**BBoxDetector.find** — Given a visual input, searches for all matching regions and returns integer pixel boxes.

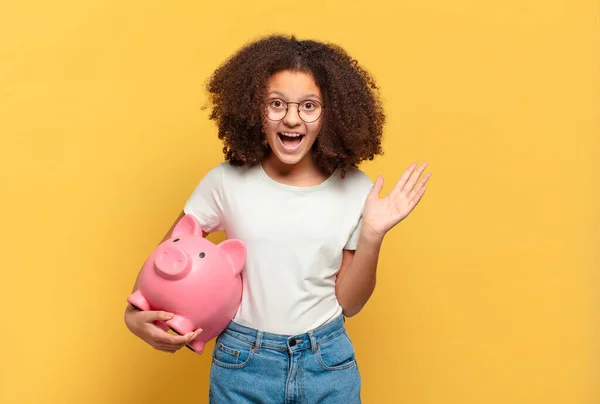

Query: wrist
[359,223,385,245]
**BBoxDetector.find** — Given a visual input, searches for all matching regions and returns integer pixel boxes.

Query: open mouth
[277,132,305,151]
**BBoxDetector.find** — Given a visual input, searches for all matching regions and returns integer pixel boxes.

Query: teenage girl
[124,34,431,403]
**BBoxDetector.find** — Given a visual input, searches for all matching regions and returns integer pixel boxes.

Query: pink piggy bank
[127,214,245,354]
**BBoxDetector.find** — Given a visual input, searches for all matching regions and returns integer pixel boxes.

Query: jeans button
[289,339,297,347]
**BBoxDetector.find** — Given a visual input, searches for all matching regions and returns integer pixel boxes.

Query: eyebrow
[268,90,322,101]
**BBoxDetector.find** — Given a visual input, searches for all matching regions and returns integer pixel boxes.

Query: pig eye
[199,252,205,258]
[173,238,180,242]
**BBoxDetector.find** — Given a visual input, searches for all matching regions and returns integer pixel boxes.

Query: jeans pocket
[316,330,357,371]
[212,333,255,369]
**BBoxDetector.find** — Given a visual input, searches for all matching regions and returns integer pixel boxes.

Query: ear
[218,239,246,275]
[171,214,203,238]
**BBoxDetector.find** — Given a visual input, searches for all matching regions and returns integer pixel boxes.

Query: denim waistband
[222,314,346,354]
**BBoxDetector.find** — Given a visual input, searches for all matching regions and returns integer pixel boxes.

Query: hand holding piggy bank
[127,214,245,354]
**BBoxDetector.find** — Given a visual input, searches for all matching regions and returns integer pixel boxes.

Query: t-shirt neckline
[258,163,339,192]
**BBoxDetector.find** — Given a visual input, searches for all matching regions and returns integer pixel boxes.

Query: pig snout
[154,247,192,280]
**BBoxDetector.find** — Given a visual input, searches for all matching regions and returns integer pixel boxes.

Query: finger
[176,329,203,347]
[189,328,203,341]
[156,328,202,352]
[155,343,179,353]
[390,162,417,197]
[401,162,428,194]
[151,328,190,345]
[165,333,191,345]
[368,176,384,200]
[145,310,174,322]
[163,339,188,350]
[409,172,432,198]
[409,185,428,208]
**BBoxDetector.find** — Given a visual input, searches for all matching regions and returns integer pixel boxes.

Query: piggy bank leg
[165,316,205,353]
[165,315,195,336]
[127,291,169,331]
[187,338,206,354]
[154,320,171,332]
[127,290,150,311]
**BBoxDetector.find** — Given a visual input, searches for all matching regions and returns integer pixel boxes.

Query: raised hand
[362,162,431,239]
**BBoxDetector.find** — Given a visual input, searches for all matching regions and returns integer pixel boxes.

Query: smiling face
[262,70,324,168]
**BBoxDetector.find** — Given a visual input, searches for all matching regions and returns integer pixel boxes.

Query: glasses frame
[264,98,326,123]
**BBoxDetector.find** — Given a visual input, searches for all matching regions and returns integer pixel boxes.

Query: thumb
[188,328,204,341]
[368,175,384,200]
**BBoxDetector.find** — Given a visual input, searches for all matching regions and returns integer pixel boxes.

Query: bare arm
[336,162,431,317]
[334,228,383,317]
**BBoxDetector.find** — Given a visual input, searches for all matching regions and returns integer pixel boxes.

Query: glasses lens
[266,99,287,121]
[299,100,322,123]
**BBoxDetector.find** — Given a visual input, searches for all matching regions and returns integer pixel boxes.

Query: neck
[262,152,328,186]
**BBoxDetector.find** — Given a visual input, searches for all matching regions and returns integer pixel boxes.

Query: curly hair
[204,34,385,177]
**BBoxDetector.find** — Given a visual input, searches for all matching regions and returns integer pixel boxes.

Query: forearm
[335,228,384,317]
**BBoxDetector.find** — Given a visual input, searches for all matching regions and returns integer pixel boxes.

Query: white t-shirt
[183,161,374,335]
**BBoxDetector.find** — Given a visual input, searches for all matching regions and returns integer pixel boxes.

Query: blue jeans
[208,314,362,403]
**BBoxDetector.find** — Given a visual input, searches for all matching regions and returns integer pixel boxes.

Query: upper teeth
[280,132,303,138]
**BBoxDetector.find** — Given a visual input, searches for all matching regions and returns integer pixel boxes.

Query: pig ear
[218,239,246,275]
[171,214,203,238]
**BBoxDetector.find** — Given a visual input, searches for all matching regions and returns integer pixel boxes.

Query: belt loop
[309,331,317,354]
[254,331,263,353]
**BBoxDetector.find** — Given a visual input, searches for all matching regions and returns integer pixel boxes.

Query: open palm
[362,162,431,239]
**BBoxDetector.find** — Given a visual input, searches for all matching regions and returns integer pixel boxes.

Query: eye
[173,238,180,242]
[301,101,318,111]
[199,252,205,258]
[269,99,285,109]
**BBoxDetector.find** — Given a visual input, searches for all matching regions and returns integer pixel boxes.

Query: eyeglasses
[264,98,325,123]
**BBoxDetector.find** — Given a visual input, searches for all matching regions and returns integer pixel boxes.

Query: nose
[154,247,191,280]
[282,105,302,127]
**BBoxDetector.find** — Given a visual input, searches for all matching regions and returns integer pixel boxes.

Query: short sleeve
[183,163,226,233]
[342,169,374,250]
[344,217,363,250]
